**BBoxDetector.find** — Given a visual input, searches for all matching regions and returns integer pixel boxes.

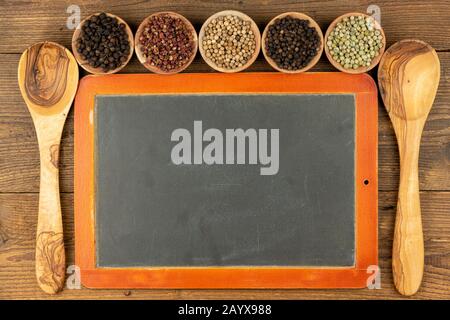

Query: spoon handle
[392,119,425,296]
[35,132,66,294]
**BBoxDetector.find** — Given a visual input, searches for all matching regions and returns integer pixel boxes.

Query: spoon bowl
[378,39,440,296]
[18,41,79,294]
[379,40,439,120]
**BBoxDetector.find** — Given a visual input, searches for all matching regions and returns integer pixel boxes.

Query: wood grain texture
[379,40,441,295]
[2,52,448,193]
[0,192,448,299]
[0,0,449,299]
[18,42,79,294]
[0,0,449,53]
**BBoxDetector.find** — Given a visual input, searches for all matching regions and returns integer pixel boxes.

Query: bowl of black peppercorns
[262,12,324,73]
[72,12,134,74]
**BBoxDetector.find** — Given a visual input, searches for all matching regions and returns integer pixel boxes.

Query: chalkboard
[74,73,378,289]
[95,94,356,267]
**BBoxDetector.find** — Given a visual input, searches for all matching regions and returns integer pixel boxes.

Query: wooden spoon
[378,40,440,296]
[18,42,79,294]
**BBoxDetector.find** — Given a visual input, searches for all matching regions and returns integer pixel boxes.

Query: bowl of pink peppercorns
[135,12,198,74]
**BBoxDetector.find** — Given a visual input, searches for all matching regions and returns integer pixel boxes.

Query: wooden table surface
[0,0,449,300]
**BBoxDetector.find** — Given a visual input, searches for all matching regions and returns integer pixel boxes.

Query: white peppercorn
[202,15,256,70]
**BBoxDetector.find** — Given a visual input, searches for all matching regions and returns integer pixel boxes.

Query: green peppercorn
[327,15,383,70]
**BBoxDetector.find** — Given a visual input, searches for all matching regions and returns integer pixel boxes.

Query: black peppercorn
[265,16,321,71]
[75,13,130,72]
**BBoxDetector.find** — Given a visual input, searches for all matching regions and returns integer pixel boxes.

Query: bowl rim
[198,10,261,73]
[324,12,386,74]
[71,12,134,75]
[134,11,198,74]
[261,12,324,73]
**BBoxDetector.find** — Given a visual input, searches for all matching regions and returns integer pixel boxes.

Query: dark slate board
[94,94,356,267]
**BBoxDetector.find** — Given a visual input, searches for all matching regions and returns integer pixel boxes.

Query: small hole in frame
[363,179,369,185]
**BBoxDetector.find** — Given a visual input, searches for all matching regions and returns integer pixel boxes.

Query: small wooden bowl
[71,12,134,74]
[261,12,324,73]
[135,12,198,74]
[199,10,261,73]
[324,12,386,74]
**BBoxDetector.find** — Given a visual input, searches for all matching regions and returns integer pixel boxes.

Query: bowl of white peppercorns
[324,12,386,74]
[199,10,261,73]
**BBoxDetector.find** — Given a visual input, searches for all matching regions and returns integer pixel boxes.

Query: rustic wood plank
[0,0,449,300]
[0,0,449,53]
[1,52,448,192]
[0,191,448,299]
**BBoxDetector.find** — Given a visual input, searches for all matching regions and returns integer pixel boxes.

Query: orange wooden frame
[74,73,378,289]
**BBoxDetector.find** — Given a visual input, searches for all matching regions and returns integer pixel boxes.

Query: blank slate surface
[95,94,356,268]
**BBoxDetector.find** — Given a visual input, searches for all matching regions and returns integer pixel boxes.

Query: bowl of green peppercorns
[324,12,386,74]
[72,12,134,74]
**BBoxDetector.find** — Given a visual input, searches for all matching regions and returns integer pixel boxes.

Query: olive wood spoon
[18,42,79,294]
[378,40,440,296]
